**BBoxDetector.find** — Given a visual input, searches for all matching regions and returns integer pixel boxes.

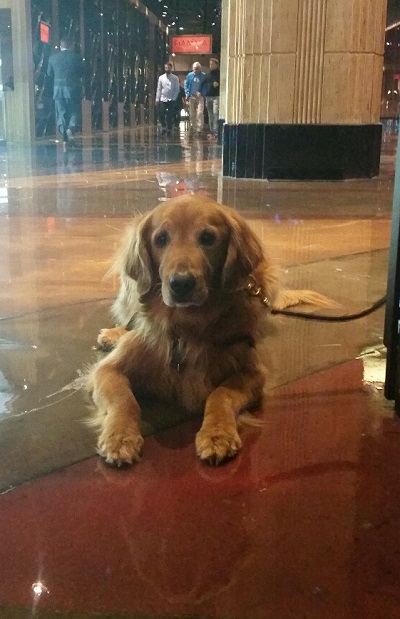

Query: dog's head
[120,196,265,307]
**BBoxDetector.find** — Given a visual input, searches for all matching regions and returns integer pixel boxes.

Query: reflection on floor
[0,126,398,619]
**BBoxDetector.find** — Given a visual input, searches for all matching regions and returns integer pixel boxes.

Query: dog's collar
[170,333,255,372]
[215,334,255,349]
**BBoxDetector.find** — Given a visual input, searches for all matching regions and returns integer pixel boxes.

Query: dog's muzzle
[169,272,197,304]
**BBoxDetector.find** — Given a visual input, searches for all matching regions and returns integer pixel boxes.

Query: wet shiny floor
[0,126,399,619]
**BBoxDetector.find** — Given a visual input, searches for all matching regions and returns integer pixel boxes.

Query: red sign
[171,35,212,54]
[40,22,50,44]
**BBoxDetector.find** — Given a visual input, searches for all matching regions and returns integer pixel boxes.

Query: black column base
[222,123,382,180]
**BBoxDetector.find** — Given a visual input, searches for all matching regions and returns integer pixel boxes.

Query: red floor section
[0,360,399,619]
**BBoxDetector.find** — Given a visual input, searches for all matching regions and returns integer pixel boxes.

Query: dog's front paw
[97,326,127,351]
[195,424,241,465]
[97,420,144,467]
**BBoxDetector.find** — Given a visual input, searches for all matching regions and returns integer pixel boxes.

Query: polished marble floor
[0,125,399,619]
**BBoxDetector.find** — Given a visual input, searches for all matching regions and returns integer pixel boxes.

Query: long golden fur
[87,195,332,466]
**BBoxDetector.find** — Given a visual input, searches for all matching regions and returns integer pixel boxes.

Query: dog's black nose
[169,273,196,300]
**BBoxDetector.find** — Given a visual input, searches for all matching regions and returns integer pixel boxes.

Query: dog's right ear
[116,213,153,296]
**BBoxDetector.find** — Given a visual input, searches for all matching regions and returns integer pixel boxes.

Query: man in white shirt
[156,63,180,136]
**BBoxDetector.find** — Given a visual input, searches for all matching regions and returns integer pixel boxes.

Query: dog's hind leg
[97,325,128,351]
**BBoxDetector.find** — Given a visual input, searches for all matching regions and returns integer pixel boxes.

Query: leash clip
[246,275,272,310]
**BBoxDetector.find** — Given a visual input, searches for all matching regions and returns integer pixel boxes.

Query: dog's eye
[154,231,169,248]
[198,230,216,247]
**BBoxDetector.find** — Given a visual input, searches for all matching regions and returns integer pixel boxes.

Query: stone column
[221,0,387,180]
[0,0,35,143]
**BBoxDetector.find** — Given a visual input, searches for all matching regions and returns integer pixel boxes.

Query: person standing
[156,62,180,136]
[174,81,186,129]
[47,38,83,151]
[204,58,220,140]
[184,62,207,136]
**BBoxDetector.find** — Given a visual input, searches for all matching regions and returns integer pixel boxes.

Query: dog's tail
[273,289,340,312]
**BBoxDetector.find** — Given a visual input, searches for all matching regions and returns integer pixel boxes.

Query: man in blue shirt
[184,62,207,136]
[156,62,180,136]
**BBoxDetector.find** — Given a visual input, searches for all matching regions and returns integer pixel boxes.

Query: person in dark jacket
[204,58,220,140]
[174,83,186,128]
[47,38,83,149]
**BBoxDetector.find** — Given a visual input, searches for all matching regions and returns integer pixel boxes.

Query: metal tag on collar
[170,336,186,371]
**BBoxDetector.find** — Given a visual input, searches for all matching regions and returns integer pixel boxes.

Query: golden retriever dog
[87,195,332,466]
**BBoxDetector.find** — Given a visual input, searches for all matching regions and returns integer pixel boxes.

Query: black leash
[246,275,387,323]
[271,295,387,322]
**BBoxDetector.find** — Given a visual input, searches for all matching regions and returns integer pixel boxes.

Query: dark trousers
[158,101,176,131]
[54,93,81,140]
[174,104,183,127]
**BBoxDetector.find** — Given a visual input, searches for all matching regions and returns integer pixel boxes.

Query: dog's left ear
[221,209,265,291]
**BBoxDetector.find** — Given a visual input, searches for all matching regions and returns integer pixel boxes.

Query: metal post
[384,131,400,414]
